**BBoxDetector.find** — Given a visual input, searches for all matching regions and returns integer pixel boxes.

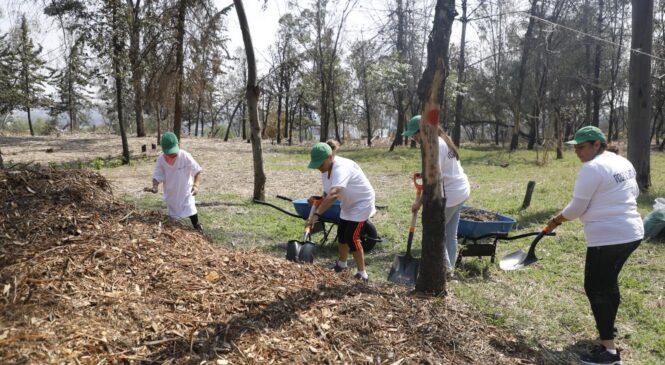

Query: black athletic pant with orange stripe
[337,219,365,252]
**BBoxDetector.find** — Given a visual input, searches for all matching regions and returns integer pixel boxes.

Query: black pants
[584,240,640,340]
[189,214,199,227]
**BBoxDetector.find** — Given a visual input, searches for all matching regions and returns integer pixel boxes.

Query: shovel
[499,226,552,271]
[286,202,318,263]
[387,173,423,286]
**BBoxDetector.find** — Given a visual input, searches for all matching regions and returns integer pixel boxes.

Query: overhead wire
[467,7,665,63]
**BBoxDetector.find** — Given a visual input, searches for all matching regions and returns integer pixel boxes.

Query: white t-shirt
[438,137,470,207]
[321,156,376,222]
[152,150,203,219]
[571,152,643,247]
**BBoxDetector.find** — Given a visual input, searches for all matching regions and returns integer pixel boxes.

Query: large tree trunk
[627,0,653,192]
[173,0,187,140]
[112,0,130,164]
[414,0,456,296]
[234,0,266,201]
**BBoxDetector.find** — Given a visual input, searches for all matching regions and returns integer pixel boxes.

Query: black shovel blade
[298,241,316,263]
[387,254,420,286]
[499,249,538,270]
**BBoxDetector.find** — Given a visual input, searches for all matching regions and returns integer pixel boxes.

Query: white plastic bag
[645,198,665,240]
[655,197,665,210]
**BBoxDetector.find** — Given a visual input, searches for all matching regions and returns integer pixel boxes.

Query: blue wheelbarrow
[455,207,554,266]
[253,195,382,263]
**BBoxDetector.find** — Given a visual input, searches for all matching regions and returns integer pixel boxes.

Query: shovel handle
[406,174,423,255]
[526,226,550,256]
[304,204,318,240]
[413,173,423,194]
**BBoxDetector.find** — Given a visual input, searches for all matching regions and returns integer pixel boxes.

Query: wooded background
[1,0,662,174]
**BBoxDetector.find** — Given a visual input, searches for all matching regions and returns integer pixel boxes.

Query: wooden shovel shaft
[406,174,423,255]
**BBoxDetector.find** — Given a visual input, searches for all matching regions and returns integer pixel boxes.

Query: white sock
[606,348,617,355]
[357,270,368,279]
[337,260,347,268]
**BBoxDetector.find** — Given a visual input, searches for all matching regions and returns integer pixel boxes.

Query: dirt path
[1,133,408,203]
[1,134,322,198]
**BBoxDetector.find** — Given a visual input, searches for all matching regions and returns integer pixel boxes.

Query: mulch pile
[460,207,499,222]
[1,168,538,364]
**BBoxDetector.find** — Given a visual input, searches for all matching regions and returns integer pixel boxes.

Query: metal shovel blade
[499,230,546,271]
[499,249,537,270]
[387,254,420,286]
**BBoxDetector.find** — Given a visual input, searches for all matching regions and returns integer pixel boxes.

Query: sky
[0,0,474,71]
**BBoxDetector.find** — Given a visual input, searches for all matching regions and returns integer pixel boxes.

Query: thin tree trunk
[234,0,266,200]
[592,0,604,127]
[173,0,187,140]
[224,100,242,142]
[390,0,406,151]
[452,0,467,147]
[112,0,130,164]
[128,0,145,137]
[510,0,538,150]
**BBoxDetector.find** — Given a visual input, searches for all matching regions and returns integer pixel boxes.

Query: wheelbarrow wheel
[361,221,381,253]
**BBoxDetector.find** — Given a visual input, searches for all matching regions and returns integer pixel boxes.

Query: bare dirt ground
[1,133,322,199]
[1,133,409,205]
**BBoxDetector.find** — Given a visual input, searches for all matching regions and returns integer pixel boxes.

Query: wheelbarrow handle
[253,199,303,219]
[276,195,293,202]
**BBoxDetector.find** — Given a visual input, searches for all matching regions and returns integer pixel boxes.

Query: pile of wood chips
[1,168,538,364]
[460,208,499,222]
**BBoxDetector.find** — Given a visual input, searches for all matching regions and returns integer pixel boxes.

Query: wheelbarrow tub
[458,207,516,239]
[292,198,342,221]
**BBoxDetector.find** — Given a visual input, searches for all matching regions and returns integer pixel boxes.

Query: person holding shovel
[545,126,642,365]
[149,132,204,232]
[403,115,470,274]
[306,141,376,282]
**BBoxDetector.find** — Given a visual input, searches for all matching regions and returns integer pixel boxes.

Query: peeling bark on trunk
[414,0,456,296]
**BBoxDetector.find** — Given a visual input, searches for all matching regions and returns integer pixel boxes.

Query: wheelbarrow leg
[491,236,499,263]
[319,221,337,245]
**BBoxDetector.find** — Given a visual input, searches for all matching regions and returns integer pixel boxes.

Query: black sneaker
[353,273,368,283]
[579,346,621,365]
[330,261,347,273]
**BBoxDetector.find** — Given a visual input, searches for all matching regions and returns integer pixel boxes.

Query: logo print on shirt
[613,169,636,183]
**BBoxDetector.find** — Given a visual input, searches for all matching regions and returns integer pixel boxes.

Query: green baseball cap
[161,132,180,154]
[308,142,332,169]
[565,126,607,145]
[402,115,421,137]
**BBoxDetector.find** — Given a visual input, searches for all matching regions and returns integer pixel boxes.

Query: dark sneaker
[330,261,348,273]
[579,346,621,365]
[353,273,368,283]
[194,224,204,233]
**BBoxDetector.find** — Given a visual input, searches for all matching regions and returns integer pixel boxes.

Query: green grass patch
[115,143,665,364]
